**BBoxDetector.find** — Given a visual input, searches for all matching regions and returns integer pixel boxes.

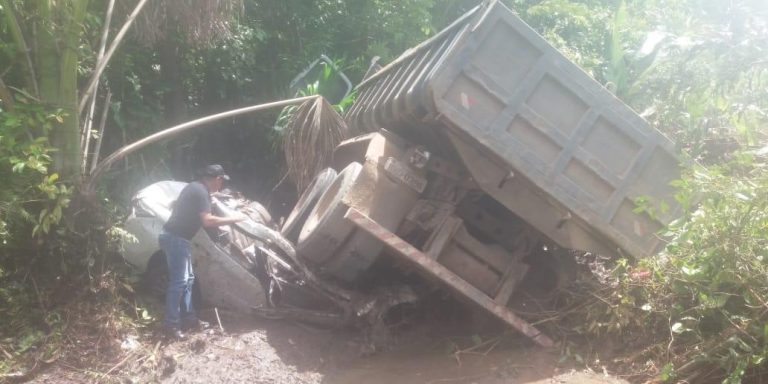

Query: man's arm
[200,211,245,228]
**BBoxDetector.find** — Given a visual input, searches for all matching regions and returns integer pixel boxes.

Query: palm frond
[282,97,354,193]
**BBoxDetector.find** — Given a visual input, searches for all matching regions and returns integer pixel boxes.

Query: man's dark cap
[199,164,230,181]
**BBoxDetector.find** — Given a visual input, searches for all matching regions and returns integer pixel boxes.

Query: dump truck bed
[345,1,681,259]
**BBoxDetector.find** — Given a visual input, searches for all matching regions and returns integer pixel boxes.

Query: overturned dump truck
[281,0,682,347]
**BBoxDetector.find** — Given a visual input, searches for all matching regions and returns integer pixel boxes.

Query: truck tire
[515,247,578,308]
[281,168,337,242]
[297,162,363,266]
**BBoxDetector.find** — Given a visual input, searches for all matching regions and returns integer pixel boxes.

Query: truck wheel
[297,162,363,266]
[517,247,578,305]
[549,248,579,292]
[281,168,337,242]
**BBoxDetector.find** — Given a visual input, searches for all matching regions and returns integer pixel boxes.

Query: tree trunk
[0,0,39,97]
[33,0,90,181]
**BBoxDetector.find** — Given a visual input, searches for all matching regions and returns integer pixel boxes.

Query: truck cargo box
[345,0,682,259]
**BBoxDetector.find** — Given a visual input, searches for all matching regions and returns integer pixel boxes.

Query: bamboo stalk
[89,90,112,174]
[30,0,89,179]
[85,95,318,192]
[78,0,150,115]
[0,0,39,97]
[80,0,116,165]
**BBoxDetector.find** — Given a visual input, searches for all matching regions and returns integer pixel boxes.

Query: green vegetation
[1,0,767,382]
[564,155,768,382]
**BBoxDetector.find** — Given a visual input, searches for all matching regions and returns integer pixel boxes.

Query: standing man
[159,164,244,340]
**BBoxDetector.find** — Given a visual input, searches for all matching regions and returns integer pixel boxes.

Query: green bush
[0,95,70,247]
[578,151,768,383]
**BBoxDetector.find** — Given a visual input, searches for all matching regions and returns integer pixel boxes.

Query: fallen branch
[215,307,225,333]
[453,334,504,360]
[145,340,162,368]
[86,95,318,192]
[0,345,12,360]
[748,286,768,315]
[99,351,136,379]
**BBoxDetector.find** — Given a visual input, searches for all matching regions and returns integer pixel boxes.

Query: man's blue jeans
[158,232,196,329]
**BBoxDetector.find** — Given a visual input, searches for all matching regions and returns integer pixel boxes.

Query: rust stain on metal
[344,208,555,348]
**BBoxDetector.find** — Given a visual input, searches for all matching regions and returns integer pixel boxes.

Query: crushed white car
[122,181,275,311]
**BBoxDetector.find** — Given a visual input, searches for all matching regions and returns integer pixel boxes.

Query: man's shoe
[164,327,187,341]
[182,319,211,332]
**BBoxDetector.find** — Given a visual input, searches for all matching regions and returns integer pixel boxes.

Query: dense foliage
[0,99,68,243]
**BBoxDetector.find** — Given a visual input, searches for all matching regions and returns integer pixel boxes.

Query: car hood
[132,181,187,222]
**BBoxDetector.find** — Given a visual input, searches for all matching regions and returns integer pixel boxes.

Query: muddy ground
[27,304,628,384]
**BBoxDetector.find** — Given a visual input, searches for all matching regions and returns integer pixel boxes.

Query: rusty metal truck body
[288,1,681,345]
